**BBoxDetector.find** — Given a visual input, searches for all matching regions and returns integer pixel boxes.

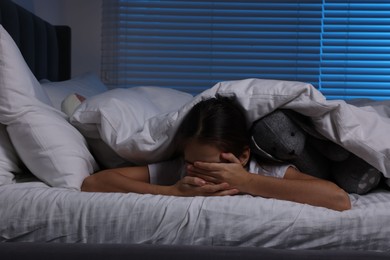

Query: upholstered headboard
[0,0,71,81]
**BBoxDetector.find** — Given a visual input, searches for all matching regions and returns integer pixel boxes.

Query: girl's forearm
[241,174,351,211]
[81,168,173,195]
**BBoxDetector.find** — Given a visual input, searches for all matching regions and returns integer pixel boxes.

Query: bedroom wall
[12,0,102,79]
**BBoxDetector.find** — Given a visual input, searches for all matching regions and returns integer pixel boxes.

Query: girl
[82,97,351,211]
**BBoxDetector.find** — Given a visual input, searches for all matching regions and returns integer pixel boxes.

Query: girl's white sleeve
[249,159,295,179]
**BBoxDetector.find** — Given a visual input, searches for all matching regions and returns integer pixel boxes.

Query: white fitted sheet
[1,182,389,251]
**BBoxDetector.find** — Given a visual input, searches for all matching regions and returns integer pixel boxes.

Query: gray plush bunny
[250,109,382,194]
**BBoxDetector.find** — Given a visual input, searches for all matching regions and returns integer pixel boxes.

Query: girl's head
[176,97,250,164]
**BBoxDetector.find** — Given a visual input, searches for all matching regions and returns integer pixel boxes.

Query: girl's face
[184,139,224,166]
[183,139,251,170]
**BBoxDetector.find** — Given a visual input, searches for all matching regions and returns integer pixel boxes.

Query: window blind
[320,1,390,99]
[102,0,322,94]
[102,0,390,100]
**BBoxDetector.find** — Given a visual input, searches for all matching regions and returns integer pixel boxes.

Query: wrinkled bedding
[0,181,389,251]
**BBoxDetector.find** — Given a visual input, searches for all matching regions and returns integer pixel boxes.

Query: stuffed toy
[250,109,382,194]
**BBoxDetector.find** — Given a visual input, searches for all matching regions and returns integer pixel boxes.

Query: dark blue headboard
[0,0,71,81]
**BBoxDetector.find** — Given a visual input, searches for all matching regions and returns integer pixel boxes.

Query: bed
[1,0,390,259]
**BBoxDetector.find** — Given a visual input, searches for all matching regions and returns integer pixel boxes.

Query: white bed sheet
[1,182,389,251]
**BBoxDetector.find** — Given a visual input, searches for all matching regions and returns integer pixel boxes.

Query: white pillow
[0,25,99,189]
[0,124,23,186]
[70,87,193,168]
[41,72,108,111]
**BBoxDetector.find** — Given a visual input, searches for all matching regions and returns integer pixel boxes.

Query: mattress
[1,181,389,251]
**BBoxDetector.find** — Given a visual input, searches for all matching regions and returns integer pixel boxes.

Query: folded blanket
[70,79,390,178]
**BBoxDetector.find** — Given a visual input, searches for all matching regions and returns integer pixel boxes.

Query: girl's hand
[169,175,239,197]
[187,153,252,192]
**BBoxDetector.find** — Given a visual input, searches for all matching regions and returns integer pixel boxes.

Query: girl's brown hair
[176,96,249,157]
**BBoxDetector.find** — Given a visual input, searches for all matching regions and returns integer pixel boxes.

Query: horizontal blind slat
[102,0,322,95]
[320,0,390,99]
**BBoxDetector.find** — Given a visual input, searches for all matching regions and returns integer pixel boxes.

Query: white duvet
[71,78,390,178]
